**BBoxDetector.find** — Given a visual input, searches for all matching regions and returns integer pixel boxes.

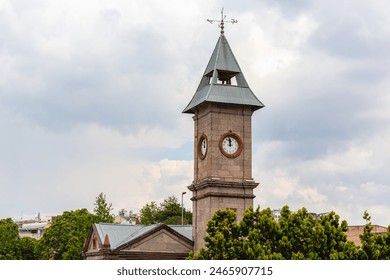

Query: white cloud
[300,145,374,175]
[296,187,328,209]
[1,1,390,227]
[233,9,318,80]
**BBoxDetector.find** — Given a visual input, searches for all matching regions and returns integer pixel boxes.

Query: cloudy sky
[1,0,389,226]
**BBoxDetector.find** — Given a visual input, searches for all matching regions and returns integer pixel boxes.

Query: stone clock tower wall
[194,103,254,182]
[190,103,258,251]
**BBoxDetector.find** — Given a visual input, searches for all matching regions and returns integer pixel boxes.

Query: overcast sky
[1,0,389,226]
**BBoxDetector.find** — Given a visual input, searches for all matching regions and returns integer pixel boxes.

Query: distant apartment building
[15,214,57,240]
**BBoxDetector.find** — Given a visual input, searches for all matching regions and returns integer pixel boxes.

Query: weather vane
[207,8,238,35]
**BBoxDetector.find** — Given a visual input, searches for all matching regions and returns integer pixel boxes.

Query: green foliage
[155,196,182,223]
[19,237,38,260]
[239,207,283,260]
[277,207,358,260]
[0,218,39,260]
[140,201,159,224]
[140,196,192,225]
[0,218,20,260]
[193,210,240,259]
[189,206,359,260]
[358,211,390,260]
[93,192,114,223]
[35,209,101,260]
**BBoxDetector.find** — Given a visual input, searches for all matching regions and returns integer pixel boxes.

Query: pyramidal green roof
[183,34,264,114]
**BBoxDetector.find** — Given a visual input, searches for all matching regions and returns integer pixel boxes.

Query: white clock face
[222,136,239,155]
[201,138,207,156]
[198,135,208,160]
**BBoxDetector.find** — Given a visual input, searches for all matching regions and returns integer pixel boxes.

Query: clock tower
[183,14,264,252]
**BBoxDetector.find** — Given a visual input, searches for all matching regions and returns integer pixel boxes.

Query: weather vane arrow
[207,8,238,35]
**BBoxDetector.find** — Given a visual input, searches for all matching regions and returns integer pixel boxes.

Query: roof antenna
[207,8,238,35]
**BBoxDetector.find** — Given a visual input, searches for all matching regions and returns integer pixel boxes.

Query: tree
[35,209,101,260]
[277,206,358,260]
[189,209,241,259]
[93,192,114,223]
[358,211,390,260]
[0,218,20,260]
[19,237,38,260]
[140,201,159,224]
[139,196,192,225]
[189,206,358,260]
[0,218,39,260]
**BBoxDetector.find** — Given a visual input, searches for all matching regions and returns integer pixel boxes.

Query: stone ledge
[188,179,259,201]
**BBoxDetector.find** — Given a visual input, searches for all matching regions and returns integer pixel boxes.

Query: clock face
[198,134,208,160]
[222,136,239,154]
[201,138,207,156]
[219,132,242,158]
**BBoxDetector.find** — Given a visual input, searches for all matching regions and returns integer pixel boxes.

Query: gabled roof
[93,223,193,250]
[183,34,264,113]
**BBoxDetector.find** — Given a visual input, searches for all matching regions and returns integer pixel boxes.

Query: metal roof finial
[207,8,237,35]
